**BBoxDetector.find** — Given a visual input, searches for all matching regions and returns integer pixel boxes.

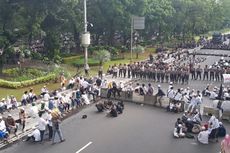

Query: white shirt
[22,94,28,100]
[167,89,175,99]
[81,81,89,89]
[38,117,47,131]
[221,101,230,111]
[198,130,209,144]
[28,129,41,142]
[174,92,182,101]
[29,106,39,118]
[0,120,6,132]
[43,93,50,101]
[208,116,220,129]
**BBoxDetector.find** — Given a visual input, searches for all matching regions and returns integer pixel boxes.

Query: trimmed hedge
[0,73,57,89]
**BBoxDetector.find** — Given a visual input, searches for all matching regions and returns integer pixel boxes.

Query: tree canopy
[0,0,229,67]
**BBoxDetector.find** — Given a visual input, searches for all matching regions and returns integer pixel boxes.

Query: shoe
[60,139,66,143]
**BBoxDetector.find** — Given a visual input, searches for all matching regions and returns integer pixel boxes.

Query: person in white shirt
[174,89,182,102]
[21,91,28,106]
[192,110,202,124]
[187,95,198,113]
[38,113,48,142]
[0,116,8,141]
[0,116,6,132]
[208,114,220,142]
[26,127,41,142]
[210,90,218,100]
[168,82,173,91]
[198,127,210,144]
[43,92,50,102]
[29,103,38,118]
[41,86,48,96]
[42,110,53,140]
[221,101,230,112]
[167,86,175,104]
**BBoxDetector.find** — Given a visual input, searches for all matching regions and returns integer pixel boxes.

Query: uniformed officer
[209,66,215,81]
[203,65,209,80]
[215,67,220,81]
[190,66,196,80]
[196,65,202,80]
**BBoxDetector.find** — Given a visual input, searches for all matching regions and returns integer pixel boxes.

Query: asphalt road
[2,102,230,153]
[2,49,230,153]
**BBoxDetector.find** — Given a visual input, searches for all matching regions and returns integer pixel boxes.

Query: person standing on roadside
[51,111,65,145]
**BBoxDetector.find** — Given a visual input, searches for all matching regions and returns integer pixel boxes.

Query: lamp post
[81,0,90,76]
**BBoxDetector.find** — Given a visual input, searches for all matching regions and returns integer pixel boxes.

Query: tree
[133,45,145,59]
[93,49,111,65]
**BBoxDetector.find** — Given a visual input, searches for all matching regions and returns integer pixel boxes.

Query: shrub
[0,73,56,89]
[72,58,100,67]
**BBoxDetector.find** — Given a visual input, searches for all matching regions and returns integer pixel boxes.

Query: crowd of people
[95,100,124,117]
[173,111,226,145]
[0,75,104,144]
[105,54,230,87]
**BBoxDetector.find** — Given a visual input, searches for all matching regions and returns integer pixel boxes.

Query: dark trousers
[203,72,208,80]
[191,72,195,79]
[196,72,201,80]
[48,125,53,140]
[210,73,214,81]
[40,130,45,142]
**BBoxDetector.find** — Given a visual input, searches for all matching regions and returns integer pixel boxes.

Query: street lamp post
[81,0,90,76]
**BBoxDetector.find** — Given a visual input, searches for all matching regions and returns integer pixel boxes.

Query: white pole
[83,0,89,74]
[131,16,133,62]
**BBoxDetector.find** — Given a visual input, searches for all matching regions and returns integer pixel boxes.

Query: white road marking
[76,142,93,153]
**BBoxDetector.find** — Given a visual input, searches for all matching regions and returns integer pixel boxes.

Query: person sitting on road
[208,114,220,142]
[218,122,226,137]
[182,111,189,123]
[110,105,118,117]
[197,126,210,144]
[175,118,183,128]
[192,109,202,125]
[95,102,105,112]
[173,124,185,138]
[117,101,124,110]
[116,102,124,114]
[185,118,194,133]
[25,127,41,142]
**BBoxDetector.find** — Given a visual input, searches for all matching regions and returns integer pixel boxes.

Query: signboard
[133,16,145,30]
[223,74,230,83]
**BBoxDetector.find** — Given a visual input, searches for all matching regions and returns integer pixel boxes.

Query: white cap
[8,114,12,117]
[170,82,173,85]
[158,85,161,88]
[0,116,2,119]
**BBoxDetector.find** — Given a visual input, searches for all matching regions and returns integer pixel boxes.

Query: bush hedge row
[0,73,57,89]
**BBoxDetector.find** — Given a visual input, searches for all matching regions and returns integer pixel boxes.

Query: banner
[223,74,230,83]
